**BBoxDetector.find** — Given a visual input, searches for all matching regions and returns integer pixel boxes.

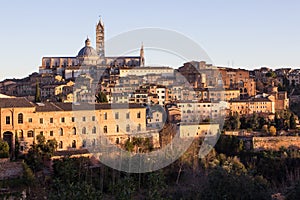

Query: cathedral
[39,17,145,80]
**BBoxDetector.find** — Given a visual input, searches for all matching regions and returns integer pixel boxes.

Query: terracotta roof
[0,97,34,108]
[53,149,90,157]
[36,102,145,112]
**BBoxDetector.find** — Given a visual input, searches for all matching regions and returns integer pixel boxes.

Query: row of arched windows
[58,139,97,149]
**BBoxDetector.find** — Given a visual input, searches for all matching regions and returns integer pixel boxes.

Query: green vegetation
[35,79,41,102]
[225,110,298,134]
[95,91,108,103]
[25,134,57,172]
[1,130,299,199]
[0,139,9,158]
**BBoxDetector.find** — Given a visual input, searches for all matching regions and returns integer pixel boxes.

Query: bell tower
[96,16,105,58]
[140,42,145,67]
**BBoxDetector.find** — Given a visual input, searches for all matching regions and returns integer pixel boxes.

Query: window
[72,140,76,148]
[59,141,63,149]
[126,112,130,119]
[61,117,65,123]
[72,127,76,135]
[40,131,43,136]
[59,128,63,136]
[126,125,130,132]
[104,112,107,120]
[116,125,119,133]
[137,124,141,131]
[50,118,53,123]
[18,113,23,124]
[28,118,32,123]
[115,112,119,119]
[137,112,141,119]
[82,127,86,134]
[71,117,75,122]
[104,126,108,133]
[116,138,120,144]
[5,116,10,124]
[27,131,34,138]
[82,116,86,122]
[92,116,96,121]
[50,131,54,137]
[82,140,86,148]
[40,118,43,124]
[92,126,96,134]
[92,139,96,147]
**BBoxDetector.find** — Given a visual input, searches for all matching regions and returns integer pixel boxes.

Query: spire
[97,15,104,27]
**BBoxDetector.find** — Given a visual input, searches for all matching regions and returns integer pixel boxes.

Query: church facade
[39,18,145,80]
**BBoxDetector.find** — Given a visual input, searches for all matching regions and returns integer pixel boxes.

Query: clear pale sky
[0,0,300,81]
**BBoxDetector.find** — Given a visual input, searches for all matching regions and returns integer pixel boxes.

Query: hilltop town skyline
[1,1,300,80]
[1,2,300,199]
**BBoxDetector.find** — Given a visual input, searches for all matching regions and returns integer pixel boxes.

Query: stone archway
[3,131,13,153]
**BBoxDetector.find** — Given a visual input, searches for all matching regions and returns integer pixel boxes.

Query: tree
[199,168,270,200]
[269,126,277,136]
[147,171,167,200]
[290,113,297,129]
[95,91,108,103]
[113,175,136,200]
[25,134,57,171]
[35,79,41,102]
[224,112,240,131]
[262,124,269,134]
[0,139,9,158]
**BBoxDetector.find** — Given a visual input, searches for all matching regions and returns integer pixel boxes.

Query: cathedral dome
[77,38,98,57]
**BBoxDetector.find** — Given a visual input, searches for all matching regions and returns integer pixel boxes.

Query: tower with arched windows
[96,17,105,58]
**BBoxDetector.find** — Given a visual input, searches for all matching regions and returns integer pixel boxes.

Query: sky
[0,0,300,81]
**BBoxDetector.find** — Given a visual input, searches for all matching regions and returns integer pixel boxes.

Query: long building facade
[0,98,148,155]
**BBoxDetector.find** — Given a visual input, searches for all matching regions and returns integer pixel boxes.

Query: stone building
[39,17,145,80]
[228,94,275,115]
[0,97,150,155]
[179,123,220,138]
[219,67,256,98]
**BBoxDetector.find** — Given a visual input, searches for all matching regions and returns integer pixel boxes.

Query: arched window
[59,141,63,149]
[116,138,120,144]
[72,140,76,148]
[82,127,86,134]
[126,125,130,132]
[59,128,63,136]
[103,126,108,133]
[116,125,119,133]
[18,113,23,124]
[92,139,96,147]
[92,126,96,134]
[72,127,76,135]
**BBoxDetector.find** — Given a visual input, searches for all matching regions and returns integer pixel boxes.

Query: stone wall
[0,160,23,180]
[253,136,300,151]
